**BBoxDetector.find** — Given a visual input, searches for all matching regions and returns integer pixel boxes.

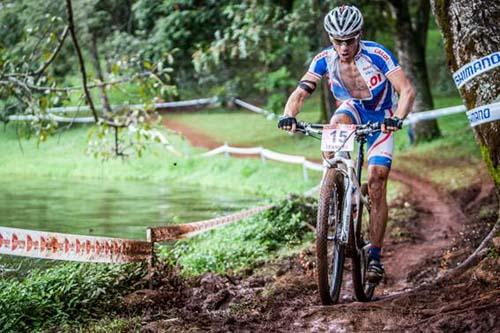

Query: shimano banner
[453,52,500,88]
[466,102,500,127]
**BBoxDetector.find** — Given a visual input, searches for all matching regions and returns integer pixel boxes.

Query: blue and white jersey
[308,41,401,112]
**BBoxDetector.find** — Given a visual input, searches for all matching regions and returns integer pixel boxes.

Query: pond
[0,176,263,275]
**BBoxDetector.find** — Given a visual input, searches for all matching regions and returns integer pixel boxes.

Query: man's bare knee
[368,166,389,201]
[330,113,353,125]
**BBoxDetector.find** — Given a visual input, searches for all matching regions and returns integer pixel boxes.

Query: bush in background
[0,263,146,332]
[160,195,317,276]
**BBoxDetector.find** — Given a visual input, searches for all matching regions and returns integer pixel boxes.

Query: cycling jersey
[308,41,401,168]
[308,40,401,112]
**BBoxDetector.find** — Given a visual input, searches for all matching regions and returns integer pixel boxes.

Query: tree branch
[0,71,155,93]
[436,213,500,283]
[34,25,69,80]
[65,0,99,123]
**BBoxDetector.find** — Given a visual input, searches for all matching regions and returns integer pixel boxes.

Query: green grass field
[0,124,321,199]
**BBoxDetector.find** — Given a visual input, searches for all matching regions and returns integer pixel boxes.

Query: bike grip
[296,121,307,130]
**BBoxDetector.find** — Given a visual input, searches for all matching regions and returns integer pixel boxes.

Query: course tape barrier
[0,227,150,263]
[404,105,466,125]
[7,97,220,123]
[8,114,95,123]
[466,101,500,127]
[149,204,275,242]
[203,144,323,172]
[233,99,276,119]
[46,96,219,114]
[453,52,500,88]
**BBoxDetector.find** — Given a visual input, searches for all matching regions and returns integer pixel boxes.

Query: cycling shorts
[334,100,394,168]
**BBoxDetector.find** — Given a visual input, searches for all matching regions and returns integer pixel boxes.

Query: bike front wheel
[351,183,375,302]
[316,168,345,305]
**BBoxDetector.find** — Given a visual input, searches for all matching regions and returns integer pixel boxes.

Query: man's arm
[281,72,321,132]
[387,68,415,120]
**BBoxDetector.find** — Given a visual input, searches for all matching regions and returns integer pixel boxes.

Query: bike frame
[323,135,370,248]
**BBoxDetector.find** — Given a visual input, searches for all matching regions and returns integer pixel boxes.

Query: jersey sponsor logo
[368,73,384,88]
[453,52,500,88]
[374,48,389,61]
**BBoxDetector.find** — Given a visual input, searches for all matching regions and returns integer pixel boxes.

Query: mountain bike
[296,121,381,305]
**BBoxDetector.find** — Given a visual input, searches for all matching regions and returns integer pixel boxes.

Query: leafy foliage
[159,195,317,276]
[0,263,145,332]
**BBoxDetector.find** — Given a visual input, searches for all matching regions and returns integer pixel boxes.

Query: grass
[166,95,465,158]
[159,195,316,276]
[0,263,145,332]
[0,124,321,199]
[164,95,323,159]
[166,93,482,193]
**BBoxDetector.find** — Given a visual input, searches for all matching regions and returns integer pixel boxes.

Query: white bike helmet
[324,5,364,38]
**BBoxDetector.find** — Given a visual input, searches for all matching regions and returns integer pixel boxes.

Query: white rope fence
[404,105,466,125]
[47,96,219,114]
[6,97,220,123]
[233,97,468,126]
[203,143,323,181]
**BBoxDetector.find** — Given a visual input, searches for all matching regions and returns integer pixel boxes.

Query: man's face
[330,33,360,62]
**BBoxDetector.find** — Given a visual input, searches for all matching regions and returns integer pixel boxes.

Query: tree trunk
[390,0,441,143]
[316,0,336,122]
[89,33,112,116]
[431,0,500,190]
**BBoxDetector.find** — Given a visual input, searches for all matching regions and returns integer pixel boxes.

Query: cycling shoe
[366,258,384,283]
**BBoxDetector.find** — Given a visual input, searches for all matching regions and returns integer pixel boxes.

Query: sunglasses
[330,34,360,46]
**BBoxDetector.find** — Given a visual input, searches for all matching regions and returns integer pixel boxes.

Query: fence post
[146,228,155,289]
[303,164,309,182]
[224,142,229,158]
[260,148,266,164]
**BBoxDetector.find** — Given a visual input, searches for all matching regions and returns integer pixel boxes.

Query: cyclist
[278,5,415,283]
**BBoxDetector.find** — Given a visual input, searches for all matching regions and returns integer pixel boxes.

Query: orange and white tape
[0,227,150,263]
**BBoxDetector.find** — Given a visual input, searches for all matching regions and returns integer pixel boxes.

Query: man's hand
[278,115,297,132]
[381,116,403,133]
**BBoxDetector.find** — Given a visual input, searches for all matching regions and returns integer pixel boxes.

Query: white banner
[466,102,500,127]
[453,52,500,88]
[0,227,150,263]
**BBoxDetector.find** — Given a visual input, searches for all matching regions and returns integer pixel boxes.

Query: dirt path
[149,119,499,332]
[163,118,221,149]
[384,169,466,291]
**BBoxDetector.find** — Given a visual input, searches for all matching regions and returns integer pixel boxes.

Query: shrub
[0,263,145,332]
[159,195,316,276]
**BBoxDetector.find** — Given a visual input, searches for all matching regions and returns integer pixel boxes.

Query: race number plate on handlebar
[321,124,356,152]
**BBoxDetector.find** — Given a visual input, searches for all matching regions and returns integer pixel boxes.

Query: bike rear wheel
[316,168,345,305]
[352,183,375,302]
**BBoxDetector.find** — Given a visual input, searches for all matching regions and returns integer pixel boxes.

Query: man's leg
[366,164,390,282]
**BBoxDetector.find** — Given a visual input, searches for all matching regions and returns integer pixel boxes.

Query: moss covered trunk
[431,0,500,192]
[390,0,441,143]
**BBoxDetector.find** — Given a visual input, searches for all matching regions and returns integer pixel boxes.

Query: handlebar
[296,121,381,138]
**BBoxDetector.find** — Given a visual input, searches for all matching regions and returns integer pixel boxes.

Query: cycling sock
[368,246,381,261]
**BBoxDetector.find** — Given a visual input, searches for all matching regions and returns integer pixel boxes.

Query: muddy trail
[126,120,500,332]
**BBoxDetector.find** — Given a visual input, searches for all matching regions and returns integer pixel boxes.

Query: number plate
[321,124,356,152]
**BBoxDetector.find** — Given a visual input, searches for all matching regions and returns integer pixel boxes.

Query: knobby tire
[316,168,345,305]
[351,183,375,301]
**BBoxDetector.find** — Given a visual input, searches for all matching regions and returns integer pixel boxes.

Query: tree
[389,0,441,143]
[431,0,499,190]
[0,0,175,159]
[430,0,499,274]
